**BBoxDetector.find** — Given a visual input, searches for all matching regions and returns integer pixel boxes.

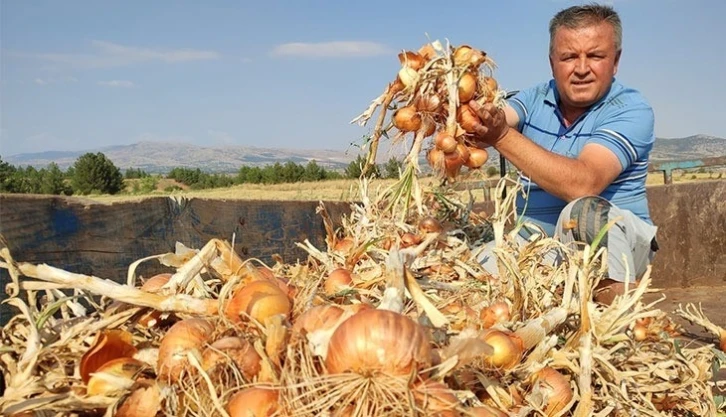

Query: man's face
[549,22,621,111]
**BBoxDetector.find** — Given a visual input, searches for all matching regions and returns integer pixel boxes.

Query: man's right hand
[468,101,511,147]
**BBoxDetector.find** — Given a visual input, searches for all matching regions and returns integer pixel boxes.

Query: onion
[393,105,422,132]
[720,331,726,352]
[414,93,442,113]
[80,329,137,384]
[291,304,345,337]
[334,237,355,253]
[136,273,173,328]
[115,379,161,417]
[427,148,445,171]
[457,104,480,134]
[434,132,458,154]
[479,301,510,329]
[324,268,354,296]
[452,45,487,68]
[224,279,291,324]
[400,232,422,248]
[482,76,499,102]
[86,357,147,396]
[398,66,419,89]
[458,72,478,103]
[467,405,508,417]
[398,50,426,71]
[418,216,443,234]
[157,318,214,383]
[465,147,489,169]
[478,329,523,370]
[413,380,461,417]
[632,323,648,341]
[455,143,470,163]
[531,367,573,416]
[325,309,431,376]
[226,387,280,417]
[201,336,261,381]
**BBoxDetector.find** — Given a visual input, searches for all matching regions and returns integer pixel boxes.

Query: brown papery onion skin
[115,379,161,417]
[435,131,458,154]
[157,318,215,383]
[458,72,478,103]
[398,50,426,71]
[393,105,422,133]
[413,380,461,417]
[400,232,422,248]
[226,387,280,417]
[201,336,261,381]
[720,331,726,352]
[478,329,523,370]
[418,216,443,234]
[224,279,291,324]
[532,367,573,416]
[86,357,146,396]
[467,405,509,417]
[325,309,431,376]
[457,104,480,134]
[427,148,445,171]
[291,305,345,337]
[479,301,511,329]
[324,268,354,296]
[465,147,489,169]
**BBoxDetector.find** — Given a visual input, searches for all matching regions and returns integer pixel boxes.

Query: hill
[5,134,725,173]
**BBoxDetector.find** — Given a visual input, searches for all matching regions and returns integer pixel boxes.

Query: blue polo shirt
[507,79,655,237]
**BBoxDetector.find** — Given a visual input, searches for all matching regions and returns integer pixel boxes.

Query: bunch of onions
[226,387,280,417]
[324,309,432,376]
[530,367,573,416]
[393,105,422,133]
[479,301,511,329]
[452,45,488,69]
[458,72,478,103]
[224,279,292,324]
[86,357,148,396]
[465,147,489,169]
[478,329,524,370]
[157,318,215,383]
[201,336,261,381]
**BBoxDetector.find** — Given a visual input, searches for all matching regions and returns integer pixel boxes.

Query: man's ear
[613,50,622,75]
[549,54,555,76]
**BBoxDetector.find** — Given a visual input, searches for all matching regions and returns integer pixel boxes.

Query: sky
[1,0,725,157]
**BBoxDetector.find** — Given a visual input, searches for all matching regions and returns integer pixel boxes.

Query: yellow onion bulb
[418,216,443,234]
[457,104,480,134]
[137,273,172,328]
[398,66,419,89]
[324,268,354,296]
[224,279,291,324]
[400,232,422,248]
[80,329,137,384]
[86,357,147,396]
[427,148,445,172]
[632,323,648,341]
[334,237,355,253]
[325,309,431,376]
[201,336,261,381]
[157,318,215,383]
[478,329,523,370]
[414,93,442,113]
[479,301,510,329]
[434,131,458,154]
[393,105,422,133]
[226,387,280,417]
[291,304,345,338]
[453,45,487,68]
[720,330,726,352]
[465,147,489,169]
[482,76,499,102]
[531,367,573,416]
[114,379,161,417]
[458,72,478,103]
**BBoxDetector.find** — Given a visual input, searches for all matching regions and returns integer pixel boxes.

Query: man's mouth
[571,80,593,86]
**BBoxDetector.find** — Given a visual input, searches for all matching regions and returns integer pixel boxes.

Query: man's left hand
[468,100,510,147]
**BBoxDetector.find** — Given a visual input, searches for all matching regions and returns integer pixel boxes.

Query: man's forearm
[493,129,603,202]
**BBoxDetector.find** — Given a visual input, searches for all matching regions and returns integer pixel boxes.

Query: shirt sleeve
[588,103,655,171]
[506,87,537,132]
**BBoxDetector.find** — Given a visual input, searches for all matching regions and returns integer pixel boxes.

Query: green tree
[345,155,379,179]
[71,152,124,195]
[40,163,71,195]
[486,166,499,177]
[0,157,19,192]
[382,157,403,179]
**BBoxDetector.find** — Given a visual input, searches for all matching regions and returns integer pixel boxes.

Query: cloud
[33,76,78,85]
[269,41,392,58]
[19,40,220,70]
[97,80,135,88]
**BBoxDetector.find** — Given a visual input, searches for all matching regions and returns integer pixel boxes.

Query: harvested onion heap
[351,40,505,216]
[1,179,725,416]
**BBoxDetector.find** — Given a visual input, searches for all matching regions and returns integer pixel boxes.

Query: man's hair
[549,3,622,54]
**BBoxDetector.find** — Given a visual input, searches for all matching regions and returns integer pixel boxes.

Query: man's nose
[574,57,589,75]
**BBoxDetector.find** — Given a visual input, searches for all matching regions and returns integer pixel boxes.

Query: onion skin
[157,318,215,383]
[532,367,573,416]
[413,380,461,416]
[720,331,726,352]
[224,280,291,324]
[393,105,422,132]
[86,357,147,396]
[325,309,432,376]
[400,232,422,248]
[435,131,458,154]
[427,148,445,172]
[465,147,489,169]
[457,104,480,134]
[80,329,137,384]
[467,405,508,417]
[418,216,443,234]
[226,387,280,417]
[479,301,511,329]
[115,379,161,417]
[291,304,345,338]
[201,336,261,381]
[458,72,478,103]
[398,50,426,71]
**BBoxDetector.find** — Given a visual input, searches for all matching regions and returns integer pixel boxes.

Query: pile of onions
[479,301,511,329]
[413,380,461,417]
[201,336,261,381]
[226,387,280,417]
[114,380,161,417]
[324,309,432,376]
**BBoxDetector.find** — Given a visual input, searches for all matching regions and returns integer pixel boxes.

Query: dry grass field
[88,171,724,204]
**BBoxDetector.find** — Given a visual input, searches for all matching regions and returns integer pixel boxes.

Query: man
[470,4,658,305]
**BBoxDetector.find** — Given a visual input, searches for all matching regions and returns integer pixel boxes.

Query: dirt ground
[646,286,726,389]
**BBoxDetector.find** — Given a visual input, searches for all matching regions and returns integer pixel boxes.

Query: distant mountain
[5,134,725,173]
